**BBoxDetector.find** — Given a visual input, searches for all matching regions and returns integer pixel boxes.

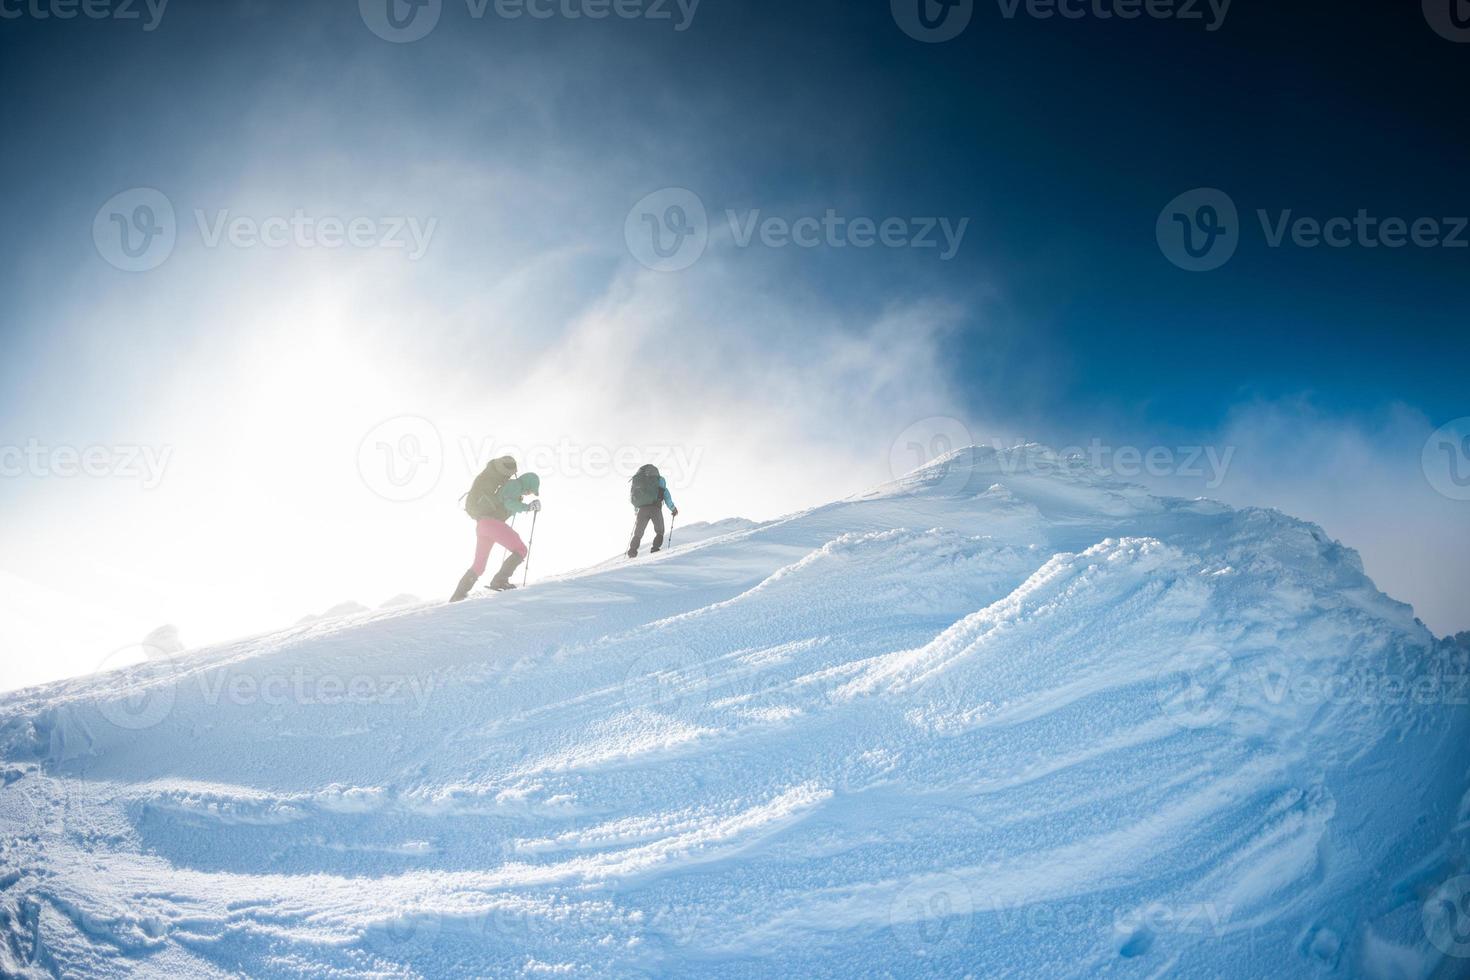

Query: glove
[671,508,679,518]
[528,499,542,512]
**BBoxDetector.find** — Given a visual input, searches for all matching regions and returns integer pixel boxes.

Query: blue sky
[1,0,1466,688]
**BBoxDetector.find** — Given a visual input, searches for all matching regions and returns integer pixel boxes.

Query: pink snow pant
[471,518,528,574]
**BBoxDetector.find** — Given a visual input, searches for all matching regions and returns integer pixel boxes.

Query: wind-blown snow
[1,445,1466,978]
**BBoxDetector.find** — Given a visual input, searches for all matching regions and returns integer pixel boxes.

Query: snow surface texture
[2,445,1467,978]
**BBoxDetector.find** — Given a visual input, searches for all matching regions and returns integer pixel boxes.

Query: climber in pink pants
[472,516,528,575]
[450,470,542,601]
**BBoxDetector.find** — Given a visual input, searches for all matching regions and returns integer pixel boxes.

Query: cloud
[423,254,972,602]
[1162,396,1468,637]
[0,206,974,690]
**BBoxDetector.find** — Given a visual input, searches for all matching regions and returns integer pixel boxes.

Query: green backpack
[630,464,662,507]
[464,456,517,519]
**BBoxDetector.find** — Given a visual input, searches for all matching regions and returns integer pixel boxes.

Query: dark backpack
[630,464,663,508]
[464,456,517,519]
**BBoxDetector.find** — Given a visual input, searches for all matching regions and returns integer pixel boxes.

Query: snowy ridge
[1,445,1467,978]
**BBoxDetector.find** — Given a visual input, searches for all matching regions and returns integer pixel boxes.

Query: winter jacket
[465,457,517,519]
[497,475,538,518]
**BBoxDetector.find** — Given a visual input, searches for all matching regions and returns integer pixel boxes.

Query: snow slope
[2,445,1467,978]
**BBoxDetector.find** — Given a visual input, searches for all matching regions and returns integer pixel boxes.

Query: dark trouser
[628,504,665,557]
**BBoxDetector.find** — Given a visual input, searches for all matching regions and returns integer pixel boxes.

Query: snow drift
[1,445,1467,978]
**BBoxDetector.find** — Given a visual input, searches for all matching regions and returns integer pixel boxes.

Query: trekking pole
[668,512,676,549]
[522,510,538,587]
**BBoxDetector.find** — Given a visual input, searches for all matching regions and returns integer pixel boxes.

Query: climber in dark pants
[628,463,678,558]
